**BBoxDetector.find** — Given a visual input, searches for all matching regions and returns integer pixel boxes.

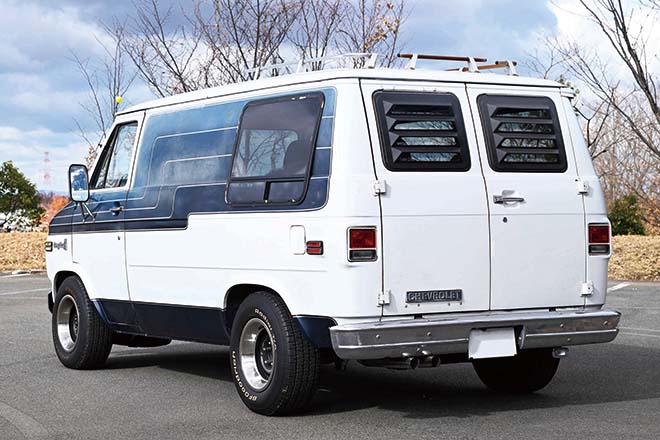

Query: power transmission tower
[42,151,52,189]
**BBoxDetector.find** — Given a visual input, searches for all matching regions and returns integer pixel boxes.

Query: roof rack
[397,53,518,76]
[242,52,519,81]
[446,59,519,76]
[397,53,486,72]
[244,53,380,80]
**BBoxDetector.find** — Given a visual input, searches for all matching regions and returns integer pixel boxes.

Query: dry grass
[0,232,47,271]
[1,232,659,281]
[609,235,660,281]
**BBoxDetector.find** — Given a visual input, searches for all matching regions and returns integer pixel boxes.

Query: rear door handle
[109,206,123,215]
[493,195,525,204]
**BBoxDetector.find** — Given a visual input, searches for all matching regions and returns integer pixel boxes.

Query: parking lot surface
[1,274,659,440]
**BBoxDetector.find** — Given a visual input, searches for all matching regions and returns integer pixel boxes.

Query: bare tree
[195,0,302,83]
[73,22,137,167]
[524,21,660,230]
[524,38,568,80]
[338,0,408,67]
[289,0,345,69]
[591,102,660,228]
[559,0,660,159]
[120,0,206,96]
[575,99,616,160]
[529,1,660,230]
[115,0,409,90]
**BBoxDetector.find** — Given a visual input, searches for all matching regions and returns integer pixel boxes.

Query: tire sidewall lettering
[253,307,277,351]
[232,350,258,401]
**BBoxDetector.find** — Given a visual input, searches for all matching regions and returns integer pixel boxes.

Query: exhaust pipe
[359,357,419,370]
[552,347,569,359]
[417,356,440,368]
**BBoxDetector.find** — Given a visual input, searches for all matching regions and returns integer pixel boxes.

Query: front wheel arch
[54,270,78,294]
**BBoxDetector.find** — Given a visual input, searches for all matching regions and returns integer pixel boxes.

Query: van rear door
[360,80,490,315]
[466,85,586,310]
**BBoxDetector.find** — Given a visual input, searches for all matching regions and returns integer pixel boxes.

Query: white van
[46,54,620,415]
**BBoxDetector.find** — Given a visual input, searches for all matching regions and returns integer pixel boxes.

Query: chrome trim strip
[330,309,621,360]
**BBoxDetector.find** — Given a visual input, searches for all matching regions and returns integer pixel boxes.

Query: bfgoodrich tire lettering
[472,348,560,393]
[230,291,320,415]
[52,276,113,369]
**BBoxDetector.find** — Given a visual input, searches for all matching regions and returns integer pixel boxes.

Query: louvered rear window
[478,95,567,172]
[373,92,470,171]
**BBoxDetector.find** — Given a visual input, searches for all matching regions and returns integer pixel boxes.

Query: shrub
[609,194,645,235]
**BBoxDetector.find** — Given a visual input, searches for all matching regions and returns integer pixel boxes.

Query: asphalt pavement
[1,273,659,440]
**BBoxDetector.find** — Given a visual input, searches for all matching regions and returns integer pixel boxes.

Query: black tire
[472,348,560,393]
[230,292,320,415]
[52,276,113,369]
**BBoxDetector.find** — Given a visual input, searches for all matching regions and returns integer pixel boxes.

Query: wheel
[230,292,320,415]
[472,348,560,393]
[52,276,113,369]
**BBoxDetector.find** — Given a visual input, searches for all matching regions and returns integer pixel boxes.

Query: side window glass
[373,91,471,171]
[91,122,138,189]
[227,92,324,206]
[92,146,112,190]
[478,95,567,172]
[234,129,299,178]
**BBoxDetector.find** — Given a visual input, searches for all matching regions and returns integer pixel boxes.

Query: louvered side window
[373,92,471,171]
[478,95,567,172]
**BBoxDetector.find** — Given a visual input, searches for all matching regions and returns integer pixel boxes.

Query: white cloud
[0,1,112,72]
[0,126,89,192]
[403,0,558,67]
[0,0,150,192]
[9,89,90,114]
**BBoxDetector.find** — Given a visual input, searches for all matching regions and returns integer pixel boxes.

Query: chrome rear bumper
[330,309,620,360]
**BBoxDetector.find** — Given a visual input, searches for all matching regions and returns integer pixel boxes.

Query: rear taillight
[588,224,610,254]
[348,227,377,262]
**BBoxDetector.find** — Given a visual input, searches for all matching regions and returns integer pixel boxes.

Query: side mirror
[68,164,90,203]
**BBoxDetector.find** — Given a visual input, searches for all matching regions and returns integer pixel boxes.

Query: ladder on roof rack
[397,53,518,75]
[447,60,518,76]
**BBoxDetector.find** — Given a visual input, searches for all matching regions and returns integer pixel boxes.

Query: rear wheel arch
[224,284,282,335]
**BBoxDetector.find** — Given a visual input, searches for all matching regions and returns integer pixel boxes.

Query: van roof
[119,67,564,115]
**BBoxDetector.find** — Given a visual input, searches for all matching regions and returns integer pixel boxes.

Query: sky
[0,0,608,192]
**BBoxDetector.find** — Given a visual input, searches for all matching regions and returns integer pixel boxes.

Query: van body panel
[125,214,381,318]
[560,97,610,306]
[123,81,383,319]
[466,85,587,310]
[360,80,491,315]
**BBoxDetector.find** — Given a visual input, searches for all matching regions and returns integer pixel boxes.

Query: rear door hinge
[581,281,594,297]
[576,179,590,195]
[378,289,390,305]
[373,179,387,196]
